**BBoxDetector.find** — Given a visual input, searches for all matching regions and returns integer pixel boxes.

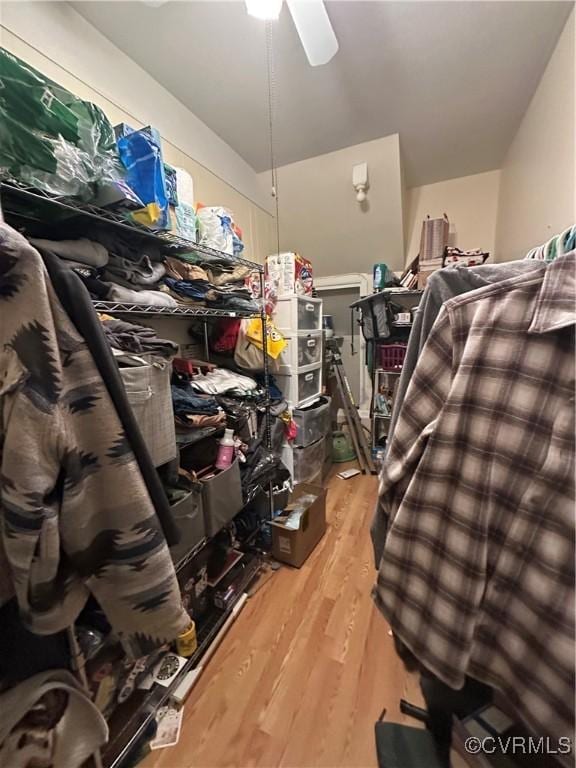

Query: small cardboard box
[266,252,314,297]
[418,268,437,289]
[270,484,327,568]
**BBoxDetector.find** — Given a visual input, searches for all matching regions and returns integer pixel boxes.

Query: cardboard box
[270,484,326,567]
[418,268,437,289]
[266,252,314,297]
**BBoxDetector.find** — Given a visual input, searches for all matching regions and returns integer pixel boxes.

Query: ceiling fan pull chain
[265,20,281,257]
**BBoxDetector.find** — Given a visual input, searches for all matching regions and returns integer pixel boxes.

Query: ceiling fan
[246,0,339,67]
[144,0,338,68]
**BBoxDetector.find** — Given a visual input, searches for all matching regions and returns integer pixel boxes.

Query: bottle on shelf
[215,429,235,471]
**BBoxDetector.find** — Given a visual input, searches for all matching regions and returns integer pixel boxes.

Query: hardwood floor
[145,467,423,768]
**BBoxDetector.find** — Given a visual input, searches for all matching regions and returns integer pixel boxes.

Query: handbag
[234,320,279,372]
[351,293,391,341]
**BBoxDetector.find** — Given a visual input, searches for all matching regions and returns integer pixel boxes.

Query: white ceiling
[72,1,571,187]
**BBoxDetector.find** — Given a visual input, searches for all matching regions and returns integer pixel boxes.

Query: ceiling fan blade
[286,0,339,67]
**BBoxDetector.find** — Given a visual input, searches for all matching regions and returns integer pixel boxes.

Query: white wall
[0,2,275,262]
[261,134,405,276]
[495,11,575,262]
[405,170,501,264]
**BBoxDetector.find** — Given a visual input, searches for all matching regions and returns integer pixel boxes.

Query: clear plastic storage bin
[281,437,326,485]
[274,296,322,333]
[279,331,323,371]
[276,363,322,407]
[293,396,331,448]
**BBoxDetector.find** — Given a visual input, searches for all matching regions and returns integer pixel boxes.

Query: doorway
[314,273,371,417]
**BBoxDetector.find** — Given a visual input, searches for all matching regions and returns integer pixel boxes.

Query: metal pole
[203,319,210,362]
[259,271,272,450]
[259,270,275,523]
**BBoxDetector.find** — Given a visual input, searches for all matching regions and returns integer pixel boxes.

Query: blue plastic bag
[117,126,169,229]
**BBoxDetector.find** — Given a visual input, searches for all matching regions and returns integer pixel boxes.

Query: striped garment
[0,223,188,656]
[373,252,575,742]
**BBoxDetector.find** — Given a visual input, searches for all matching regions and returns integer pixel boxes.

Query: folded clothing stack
[101,245,175,305]
[29,235,258,312]
[30,237,108,270]
[171,383,226,432]
[188,368,258,397]
[162,258,258,313]
[103,253,166,289]
[98,314,178,360]
[30,236,178,308]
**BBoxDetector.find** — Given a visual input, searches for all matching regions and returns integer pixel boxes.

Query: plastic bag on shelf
[197,205,235,255]
[173,203,197,241]
[0,48,123,199]
[168,166,197,241]
[117,126,170,229]
[232,223,244,256]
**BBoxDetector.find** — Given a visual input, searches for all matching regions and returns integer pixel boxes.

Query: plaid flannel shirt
[372,252,575,741]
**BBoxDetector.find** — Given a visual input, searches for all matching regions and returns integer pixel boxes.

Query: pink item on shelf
[215,429,235,471]
[378,344,407,371]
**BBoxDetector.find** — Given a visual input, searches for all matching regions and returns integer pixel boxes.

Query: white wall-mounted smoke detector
[352,162,369,203]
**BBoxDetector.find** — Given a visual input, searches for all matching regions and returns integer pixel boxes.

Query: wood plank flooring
[145,468,423,768]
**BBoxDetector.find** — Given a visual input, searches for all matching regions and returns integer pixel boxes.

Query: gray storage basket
[118,353,177,468]
[169,488,206,566]
[200,458,243,538]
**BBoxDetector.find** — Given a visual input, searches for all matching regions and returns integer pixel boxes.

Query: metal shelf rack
[102,558,260,768]
[1,176,275,768]
[92,300,259,319]
[0,178,264,272]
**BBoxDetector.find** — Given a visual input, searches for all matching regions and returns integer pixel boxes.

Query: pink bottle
[215,429,235,471]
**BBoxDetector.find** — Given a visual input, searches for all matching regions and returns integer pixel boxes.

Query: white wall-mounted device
[352,162,369,203]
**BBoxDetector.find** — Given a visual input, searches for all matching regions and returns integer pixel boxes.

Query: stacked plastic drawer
[274,295,323,408]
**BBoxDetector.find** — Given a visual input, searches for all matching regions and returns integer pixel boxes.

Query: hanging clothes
[386,259,546,442]
[372,252,575,742]
[525,225,576,261]
[0,224,188,656]
[40,251,180,545]
[0,669,107,768]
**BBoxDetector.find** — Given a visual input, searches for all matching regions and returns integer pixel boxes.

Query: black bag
[351,293,391,341]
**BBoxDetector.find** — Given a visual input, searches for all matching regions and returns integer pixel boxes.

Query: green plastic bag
[0,47,123,198]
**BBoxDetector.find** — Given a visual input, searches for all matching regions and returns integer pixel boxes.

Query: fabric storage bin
[279,331,322,372]
[274,296,322,333]
[118,355,177,467]
[281,437,326,485]
[200,458,243,538]
[276,363,322,407]
[168,488,206,567]
[293,396,331,448]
